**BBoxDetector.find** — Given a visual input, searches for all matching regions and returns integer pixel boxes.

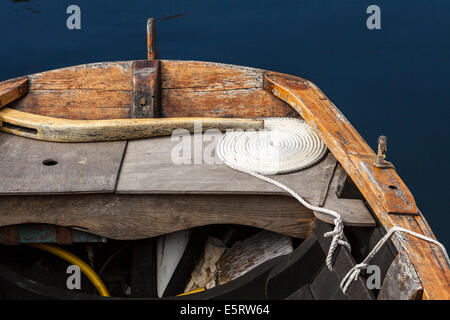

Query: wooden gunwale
[263,71,449,299]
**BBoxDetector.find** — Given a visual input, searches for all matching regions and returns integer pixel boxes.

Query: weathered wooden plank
[179,256,283,300]
[217,230,293,285]
[317,153,337,207]
[315,164,376,226]
[117,133,326,200]
[5,62,132,120]
[264,71,449,299]
[0,132,126,194]
[6,61,294,120]
[378,253,422,300]
[0,108,263,142]
[26,61,133,91]
[132,60,160,118]
[9,89,131,120]
[161,87,296,118]
[160,60,295,118]
[390,214,450,299]
[0,194,314,239]
[0,78,28,108]
[160,60,264,90]
[117,135,373,226]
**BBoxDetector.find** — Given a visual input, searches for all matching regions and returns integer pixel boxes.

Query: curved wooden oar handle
[0,108,263,142]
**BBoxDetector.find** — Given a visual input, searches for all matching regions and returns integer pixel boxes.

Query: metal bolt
[139,97,147,106]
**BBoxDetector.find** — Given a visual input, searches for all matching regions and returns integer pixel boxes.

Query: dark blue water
[1,1,449,247]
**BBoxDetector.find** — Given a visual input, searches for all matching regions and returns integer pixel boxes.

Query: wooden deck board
[0,132,126,194]
[117,133,326,202]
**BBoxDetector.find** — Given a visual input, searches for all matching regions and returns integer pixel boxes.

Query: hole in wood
[388,185,397,190]
[43,159,58,166]
[2,122,37,134]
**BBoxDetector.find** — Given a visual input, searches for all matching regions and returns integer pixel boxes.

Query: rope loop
[324,217,351,270]
[340,226,450,294]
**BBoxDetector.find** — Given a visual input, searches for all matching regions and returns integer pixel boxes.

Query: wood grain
[161,87,297,118]
[6,61,293,121]
[7,62,132,120]
[0,132,126,194]
[132,60,159,118]
[147,18,158,60]
[315,164,375,227]
[26,61,132,91]
[118,133,328,200]
[264,71,449,299]
[9,89,131,120]
[378,253,422,300]
[0,78,28,108]
[160,60,295,118]
[0,194,314,239]
[217,230,293,285]
[161,60,263,90]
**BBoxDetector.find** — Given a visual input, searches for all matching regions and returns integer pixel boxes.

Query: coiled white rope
[340,226,450,294]
[217,117,349,270]
[217,118,327,175]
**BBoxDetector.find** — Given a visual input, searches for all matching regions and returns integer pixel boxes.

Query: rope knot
[340,263,368,293]
[324,217,351,271]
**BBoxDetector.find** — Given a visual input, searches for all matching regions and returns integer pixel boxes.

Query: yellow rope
[28,243,110,297]
[177,287,205,296]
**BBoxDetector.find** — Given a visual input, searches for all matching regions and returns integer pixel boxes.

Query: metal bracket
[374,135,395,169]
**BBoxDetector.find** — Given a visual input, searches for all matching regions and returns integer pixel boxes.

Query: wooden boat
[0,19,448,300]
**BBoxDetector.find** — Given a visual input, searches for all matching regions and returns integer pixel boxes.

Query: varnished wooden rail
[264,71,449,299]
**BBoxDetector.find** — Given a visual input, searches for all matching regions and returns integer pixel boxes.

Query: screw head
[139,97,147,106]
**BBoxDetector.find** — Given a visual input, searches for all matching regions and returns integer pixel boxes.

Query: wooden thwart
[0,194,314,239]
[117,135,374,226]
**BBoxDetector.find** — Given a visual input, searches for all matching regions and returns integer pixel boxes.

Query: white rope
[340,226,450,294]
[217,118,327,175]
[217,118,349,271]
